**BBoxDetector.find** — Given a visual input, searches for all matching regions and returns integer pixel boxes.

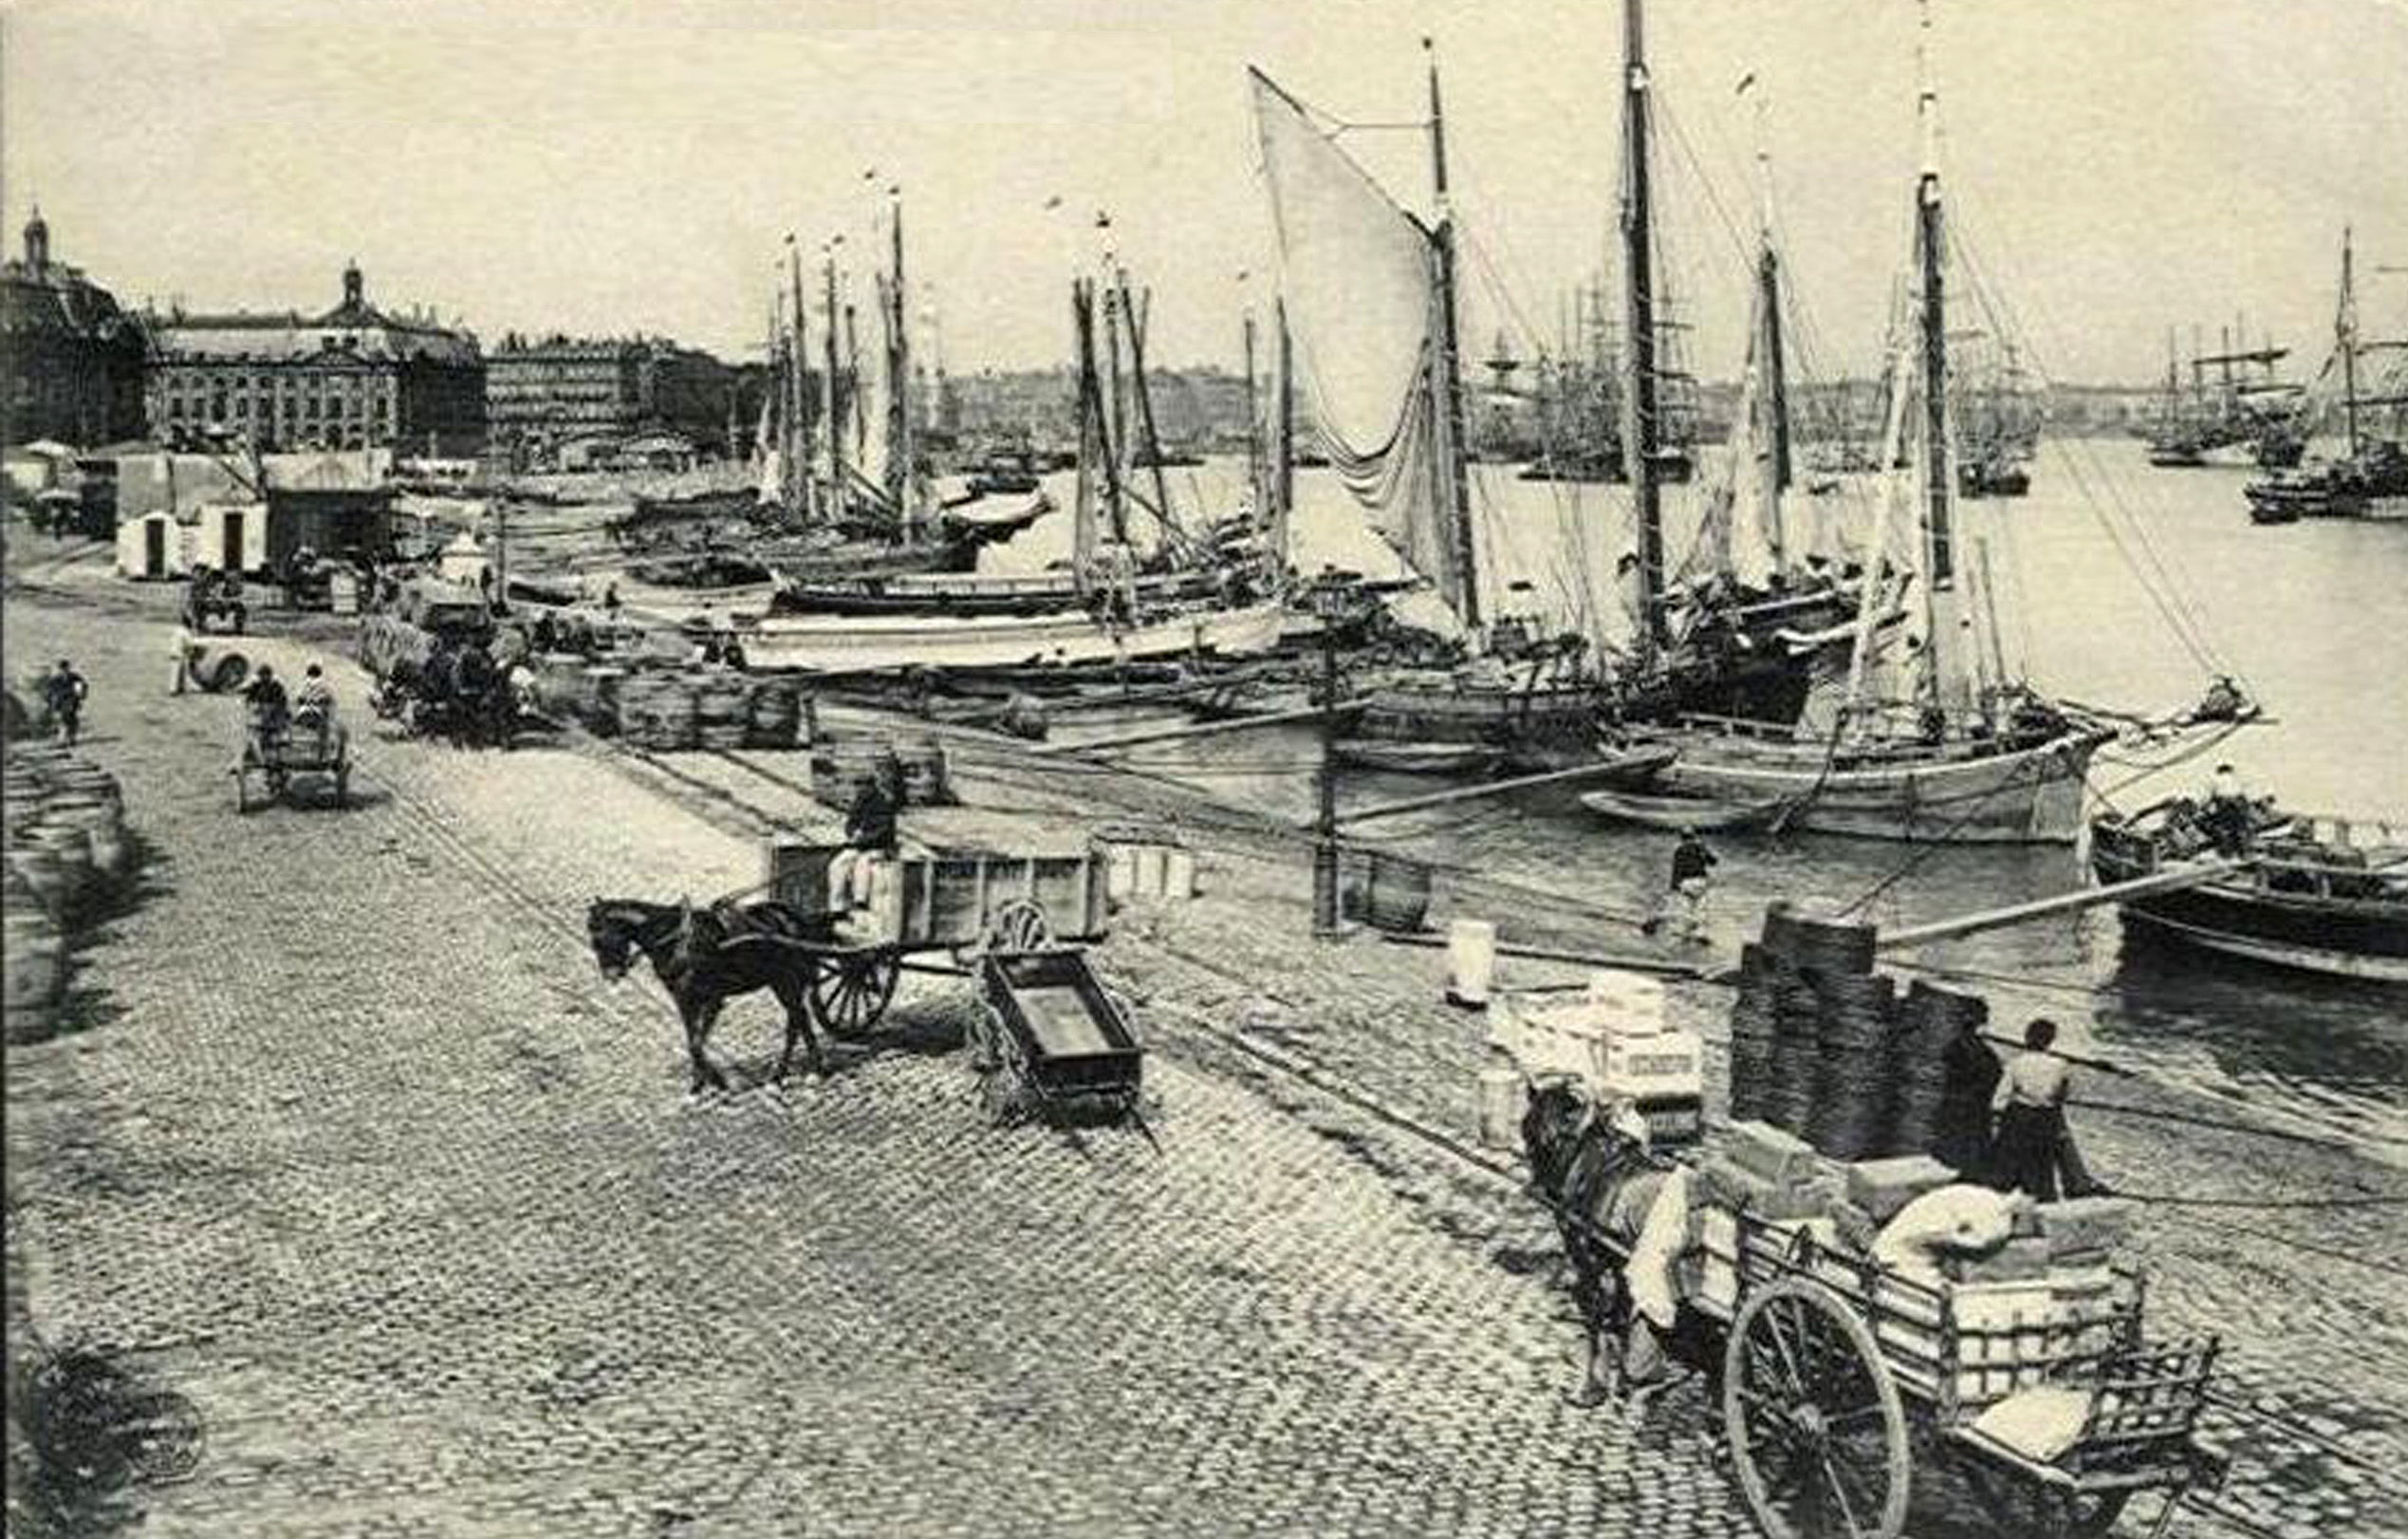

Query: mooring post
[1313,613,1342,936]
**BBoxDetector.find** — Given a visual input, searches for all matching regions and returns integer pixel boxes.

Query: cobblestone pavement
[8,552,2402,1537]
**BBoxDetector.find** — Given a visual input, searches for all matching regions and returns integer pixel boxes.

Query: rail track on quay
[6,563,2399,1535]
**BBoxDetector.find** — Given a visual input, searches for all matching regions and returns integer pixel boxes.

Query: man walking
[1642,829,1718,944]
[42,659,88,746]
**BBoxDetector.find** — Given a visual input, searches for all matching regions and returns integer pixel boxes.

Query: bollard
[1446,918,1496,1010]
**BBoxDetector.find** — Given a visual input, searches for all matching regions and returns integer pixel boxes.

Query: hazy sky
[5,0,2404,383]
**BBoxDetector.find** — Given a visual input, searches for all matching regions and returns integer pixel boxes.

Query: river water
[1052,439,2408,1160]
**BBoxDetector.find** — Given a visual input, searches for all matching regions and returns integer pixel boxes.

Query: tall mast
[1748,76,1789,569]
[1274,298,1296,563]
[1425,37,1482,631]
[823,250,845,521]
[788,242,813,523]
[1243,305,1264,517]
[1071,279,1102,585]
[1102,269,1129,544]
[1621,0,1666,660]
[1914,0,1965,716]
[1121,275,1176,543]
[886,191,916,538]
[2340,226,2361,456]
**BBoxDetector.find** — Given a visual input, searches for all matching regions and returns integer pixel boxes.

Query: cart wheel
[988,899,1052,953]
[1724,1279,1912,1539]
[810,953,899,1037]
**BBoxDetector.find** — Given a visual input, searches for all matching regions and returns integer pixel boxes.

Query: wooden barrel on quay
[744,679,805,750]
[45,792,125,888]
[1806,971,1899,1160]
[812,734,949,809]
[1343,850,1433,934]
[7,844,64,923]
[694,671,751,751]
[617,672,698,751]
[2,909,64,1042]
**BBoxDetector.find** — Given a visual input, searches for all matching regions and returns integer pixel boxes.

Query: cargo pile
[1483,971,1706,1147]
[1691,1121,2146,1405]
[527,656,812,752]
[1728,905,1986,1164]
[1,739,134,1044]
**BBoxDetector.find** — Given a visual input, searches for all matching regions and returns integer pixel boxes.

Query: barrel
[28,824,91,915]
[617,672,698,751]
[1476,1064,1528,1151]
[206,651,251,693]
[1448,918,1497,1009]
[744,679,804,751]
[695,672,751,751]
[1343,850,1433,934]
[46,793,125,886]
[582,665,628,734]
[8,845,64,923]
[2,910,64,1042]
[1806,971,1899,1160]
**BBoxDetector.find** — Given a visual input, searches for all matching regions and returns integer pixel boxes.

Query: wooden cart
[234,714,351,812]
[758,809,1110,1039]
[1571,1195,2223,1539]
[969,948,1145,1127]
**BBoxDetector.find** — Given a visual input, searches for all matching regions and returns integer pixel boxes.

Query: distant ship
[2245,230,2408,523]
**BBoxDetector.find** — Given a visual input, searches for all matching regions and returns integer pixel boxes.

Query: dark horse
[1521,1080,1724,1418]
[586,898,832,1093]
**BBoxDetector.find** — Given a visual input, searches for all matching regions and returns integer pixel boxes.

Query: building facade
[144,264,486,456]
[485,335,750,469]
[0,210,149,447]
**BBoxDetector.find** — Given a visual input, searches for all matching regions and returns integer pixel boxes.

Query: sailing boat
[743,264,1287,673]
[1622,18,2139,844]
[2245,229,2408,523]
[2146,324,2306,472]
[1253,14,1841,776]
[1954,339,2040,498]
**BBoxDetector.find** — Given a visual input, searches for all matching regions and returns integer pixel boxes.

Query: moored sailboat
[2245,229,2408,523]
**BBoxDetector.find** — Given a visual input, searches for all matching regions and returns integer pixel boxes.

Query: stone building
[0,209,149,447]
[144,263,486,456]
[485,335,749,469]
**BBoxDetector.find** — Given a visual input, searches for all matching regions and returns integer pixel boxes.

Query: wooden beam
[1335,747,1675,828]
[1381,931,1713,980]
[1032,696,1369,755]
[1873,860,2249,952]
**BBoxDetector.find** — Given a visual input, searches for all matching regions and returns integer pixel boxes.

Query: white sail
[1251,69,1465,616]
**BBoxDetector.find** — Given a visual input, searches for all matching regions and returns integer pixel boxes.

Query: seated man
[826,773,899,914]
[292,662,338,749]
[244,665,291,744]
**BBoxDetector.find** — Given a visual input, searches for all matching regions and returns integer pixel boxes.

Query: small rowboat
[1334,739,1507,776]
[1579,787,1788,833]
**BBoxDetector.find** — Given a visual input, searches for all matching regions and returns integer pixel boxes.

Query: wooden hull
[1334,740,1507,776]
[743,601,1287,675]
[1650,731,2105,844]
[1579,788,1786,832]
[2092,818,2408,984]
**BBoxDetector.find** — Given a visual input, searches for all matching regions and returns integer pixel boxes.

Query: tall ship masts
[1621,0,1666,663]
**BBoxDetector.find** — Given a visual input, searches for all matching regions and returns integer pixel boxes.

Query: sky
[4,0,2404,384]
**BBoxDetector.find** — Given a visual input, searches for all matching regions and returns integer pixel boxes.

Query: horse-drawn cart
[1524,1090,2224,1539]
[235,712,351,812]
[759,812,1141,1124]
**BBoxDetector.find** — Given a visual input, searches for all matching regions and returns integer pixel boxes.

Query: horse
[1521,1080,1724,1417]
[585,898,833,1093]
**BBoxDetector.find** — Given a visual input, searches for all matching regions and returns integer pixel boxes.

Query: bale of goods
[1726,1121,1820,1185]
[1341,849,1433,935]
[1843,1155,1958,1223]
[1942,1234,2055,1283]
[2034,1196,2141,1263]
[1806,970,1899,1160]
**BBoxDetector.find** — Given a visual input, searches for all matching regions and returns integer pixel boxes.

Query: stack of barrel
[811,731,951,809]
[1,740,133,1044]
[1727,905,1952,1165]
[614,669,699,751]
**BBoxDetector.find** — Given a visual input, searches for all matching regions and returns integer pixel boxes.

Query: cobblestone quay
[7,549,2403,1536]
